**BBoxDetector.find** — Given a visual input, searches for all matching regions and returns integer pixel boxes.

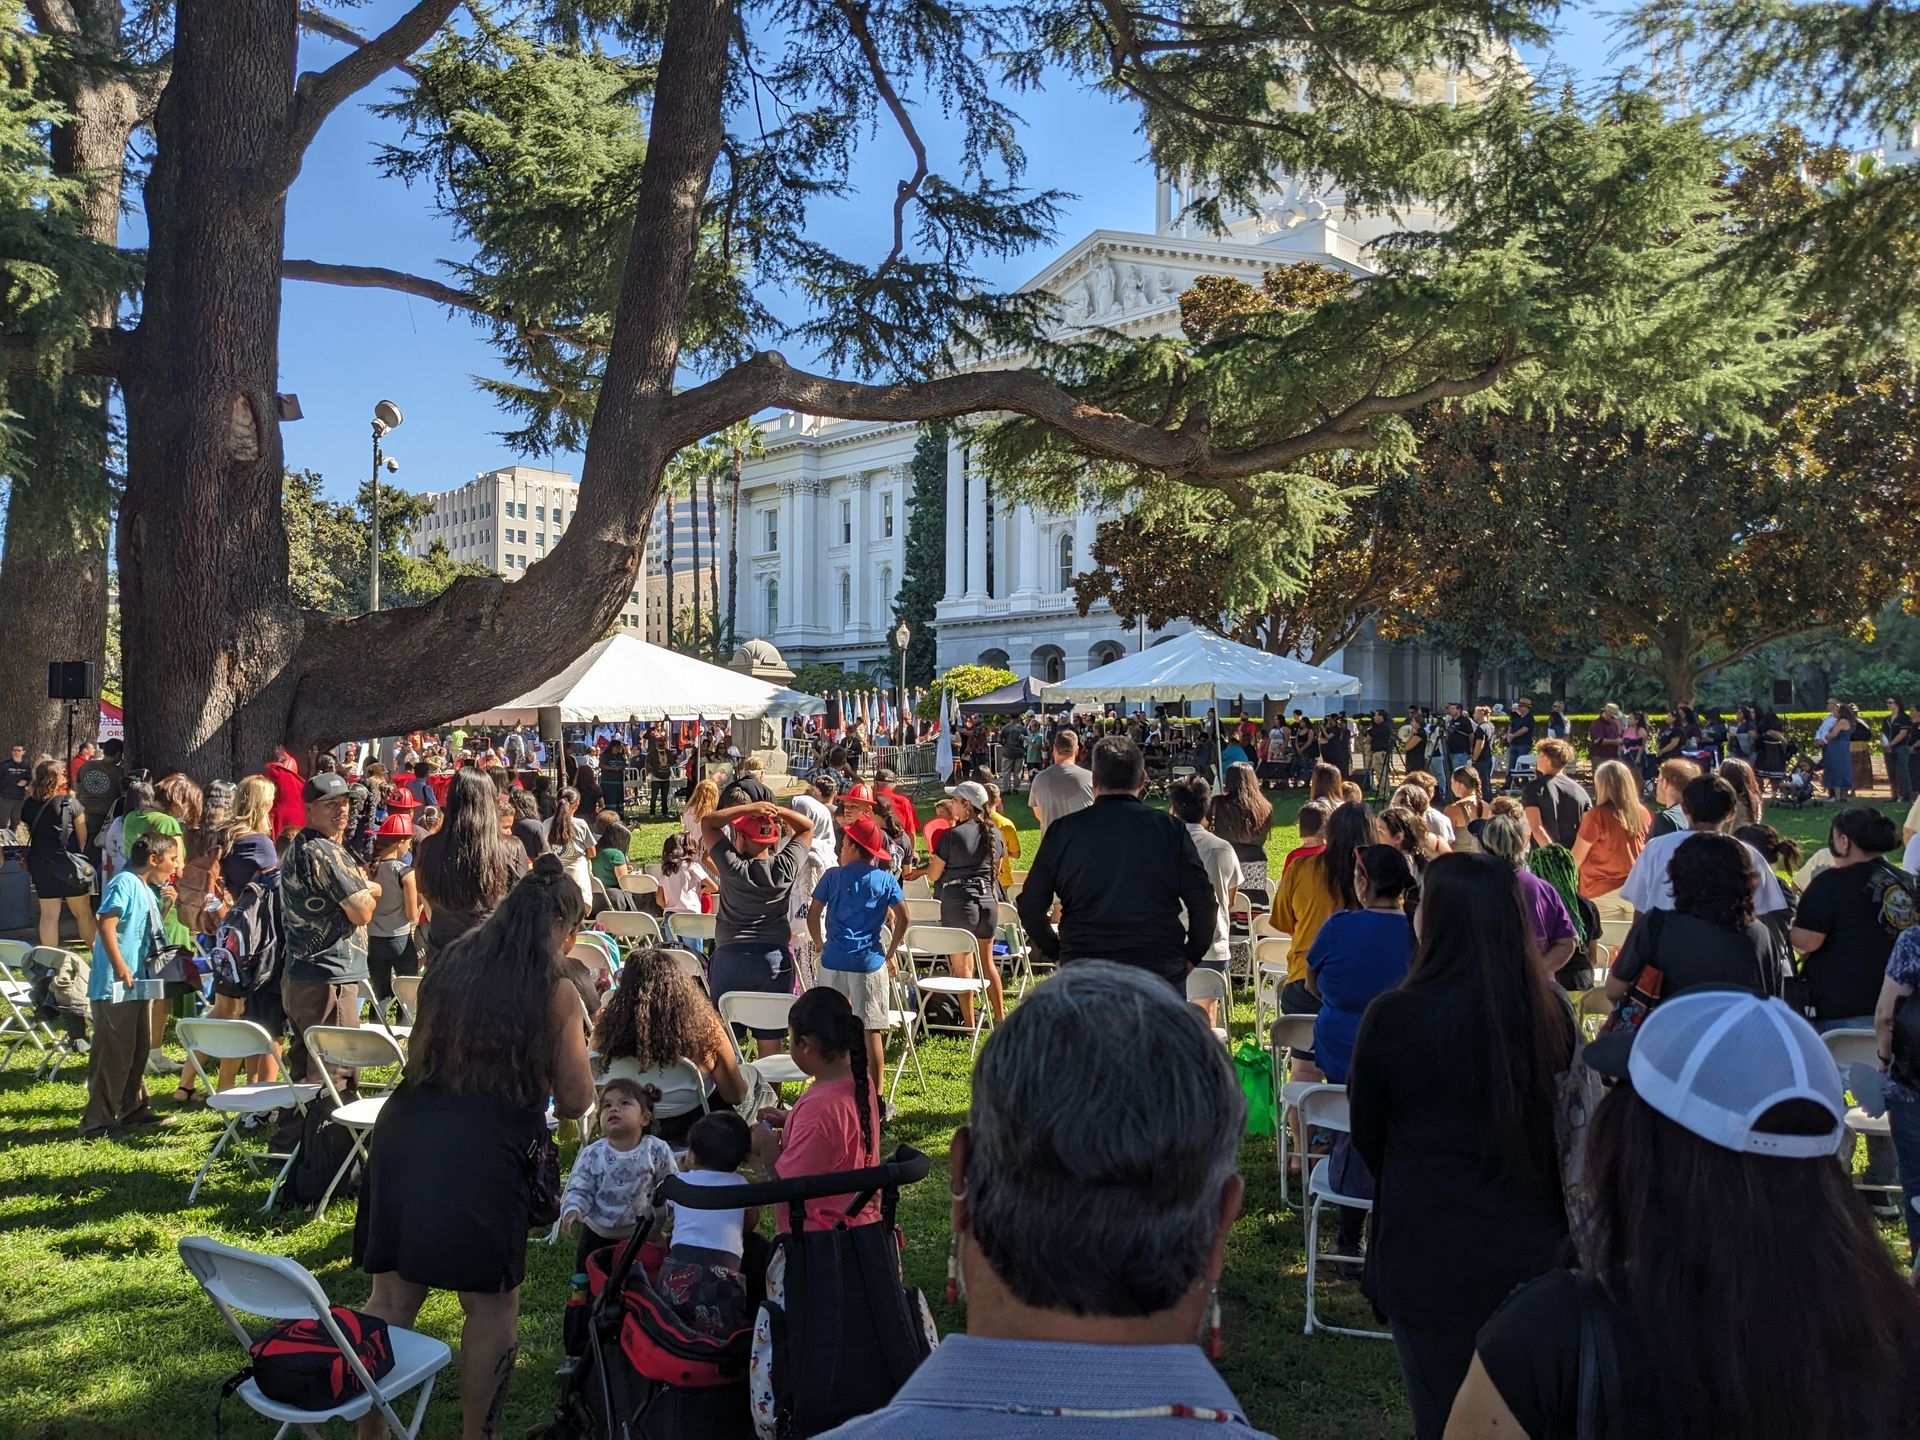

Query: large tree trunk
[113,0,728,778]
[0,9,140,757]
[118,0,305,777]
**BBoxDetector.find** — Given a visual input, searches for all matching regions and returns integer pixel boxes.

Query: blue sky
[278,2,1620,503]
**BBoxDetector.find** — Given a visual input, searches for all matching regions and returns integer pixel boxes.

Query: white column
[965,454,988,598]
[851,478,871,635]
[1014,504,1042,595]
[943,439,965,601]
[776,486,797,639]
[792,482,815,636]
[1072,504,1097,575]
[992,498,1011,600]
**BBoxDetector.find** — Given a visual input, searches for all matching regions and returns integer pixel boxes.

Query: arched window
[1032,645,1065,684]
[765,579,780,633]
[879,566,893,606]
[1057,532,1075,591]
[979,648,1010,668]
[839,572,852,626]
[1090,641,1124,668]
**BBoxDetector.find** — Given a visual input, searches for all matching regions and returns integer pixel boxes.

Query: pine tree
[893,424,948,688]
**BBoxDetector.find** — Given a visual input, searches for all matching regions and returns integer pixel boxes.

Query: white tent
[457,633,826,726]
[1038,629,1361,707]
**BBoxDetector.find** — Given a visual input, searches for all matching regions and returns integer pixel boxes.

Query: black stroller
[538,1145,934,1440]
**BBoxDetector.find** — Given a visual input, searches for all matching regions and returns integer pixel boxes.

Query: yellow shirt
[1270,850,1339,985]
[989,809,1021,889]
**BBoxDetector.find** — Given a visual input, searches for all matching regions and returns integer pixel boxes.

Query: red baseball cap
[729,813,782,845]
[841,814,888,859]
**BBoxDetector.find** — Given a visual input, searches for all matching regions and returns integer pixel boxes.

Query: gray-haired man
[822,962,1271,1438]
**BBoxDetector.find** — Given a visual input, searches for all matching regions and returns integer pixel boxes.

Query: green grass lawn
[0,784,1902,1438]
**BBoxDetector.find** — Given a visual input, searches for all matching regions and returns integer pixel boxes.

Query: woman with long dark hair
[1348,852,1576,1440]
[592,946,761,1143]
[355,855,594,1440]
[1719,755,1765,831]
[23,759,95,950]
[545,784,596,907]
[1450,990,1920,1439]
[1210,761,1275,891]
[414,767,523,957]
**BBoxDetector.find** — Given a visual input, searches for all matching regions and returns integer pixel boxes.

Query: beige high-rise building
[644,492,718,646]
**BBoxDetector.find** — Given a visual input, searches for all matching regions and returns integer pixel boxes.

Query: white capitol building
[709,134,1485,712]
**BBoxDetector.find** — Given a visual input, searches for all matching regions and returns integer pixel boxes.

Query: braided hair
[789,986,875,1163]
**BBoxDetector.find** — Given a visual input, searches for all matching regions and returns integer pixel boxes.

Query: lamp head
[374,399,404,431]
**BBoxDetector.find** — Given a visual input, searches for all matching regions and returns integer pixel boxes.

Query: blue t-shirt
[811,863,904,974]
[91,868,162,1002]
[1308,909,1415,1083]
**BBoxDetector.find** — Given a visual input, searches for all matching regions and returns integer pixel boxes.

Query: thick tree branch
[667,350,1522,501]
[268,0,458,195]
[281,257,602,348]
[4,329,130,379]
[298,6,426,80]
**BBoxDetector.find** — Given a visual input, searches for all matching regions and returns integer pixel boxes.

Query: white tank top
[670,1169,749,1257]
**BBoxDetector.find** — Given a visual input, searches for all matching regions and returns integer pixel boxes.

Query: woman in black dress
[22,759,95,949]
[355,855,595,1440]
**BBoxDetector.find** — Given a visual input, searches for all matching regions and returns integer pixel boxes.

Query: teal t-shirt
[91,868,161,1002]
[810,863,904,974]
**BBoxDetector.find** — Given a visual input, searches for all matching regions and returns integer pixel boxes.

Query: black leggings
[366,933,419,1003]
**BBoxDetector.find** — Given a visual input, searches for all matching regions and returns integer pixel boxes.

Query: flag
[935,687,954,777]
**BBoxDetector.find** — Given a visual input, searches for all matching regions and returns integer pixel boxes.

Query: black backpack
[277,1097,361,1210]
[210,873,284,993]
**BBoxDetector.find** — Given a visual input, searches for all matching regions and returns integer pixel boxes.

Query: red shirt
[878,787,918,838]
[425,772,453,805]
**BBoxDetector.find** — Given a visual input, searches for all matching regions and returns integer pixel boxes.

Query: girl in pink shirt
[753,987,882,1231]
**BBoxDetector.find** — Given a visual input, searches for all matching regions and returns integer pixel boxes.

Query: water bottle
[562,1270,591,1358]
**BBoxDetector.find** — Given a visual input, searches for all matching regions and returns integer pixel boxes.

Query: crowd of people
[9,688,1920,1440]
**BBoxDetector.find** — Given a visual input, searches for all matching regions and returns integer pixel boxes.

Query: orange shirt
[1576,807,1643,898]
[1271,850,1340,984]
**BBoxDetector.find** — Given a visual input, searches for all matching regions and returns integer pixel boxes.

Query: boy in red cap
[805,813,908,1103]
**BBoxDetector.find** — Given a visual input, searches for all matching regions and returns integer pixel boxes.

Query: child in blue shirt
[805,814,908,1101]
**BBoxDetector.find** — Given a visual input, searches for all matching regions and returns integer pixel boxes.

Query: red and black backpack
[219,1306,394,1420]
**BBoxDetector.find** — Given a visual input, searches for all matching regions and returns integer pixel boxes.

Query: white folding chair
[301,1025,407,1219]
[901,875,932,900]
[1003,877,1024,903]
[599,1056,713,1161]
[902,897,944,926]
[1298,1083,1386,1339]
[618,872,661,901]
[596,910,664,947]
[390,973,421,1027]
[590,878,615,916]
[176,1018,320,1209]
[899,924,993,1057]
[885,972,926,1105]
[1253,936,1293,1043]
[994,901,1036,997]
[666,912,717,947]
[1822,1028,1902,1204]
[1227,895,1257,985]
[568,941,612,976]
[0,938,52,1065]
[356,977,410,1046]
[717,991,808,1085]
[1185,967,1232,1044]
[179,1235,451,1439]
[1270,1012,1319,1209]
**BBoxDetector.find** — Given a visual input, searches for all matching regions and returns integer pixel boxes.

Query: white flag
[935,687,954,778]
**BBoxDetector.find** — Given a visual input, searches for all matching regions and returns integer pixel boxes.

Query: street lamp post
[369,400,404,611]
[893,620,911,746]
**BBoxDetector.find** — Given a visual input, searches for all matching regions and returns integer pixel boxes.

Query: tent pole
[1211,684,1223,796]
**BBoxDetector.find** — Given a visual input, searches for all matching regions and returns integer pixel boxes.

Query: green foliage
[916,663,1016,720]
[668,608,728,657]
[894,424,947,687]
[1834,663,1920,707]
[283,469,491,615]
[788,663,883,696]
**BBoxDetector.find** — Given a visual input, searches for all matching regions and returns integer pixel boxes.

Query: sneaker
[881,1101,897,1125]
[145,1049,183,1075]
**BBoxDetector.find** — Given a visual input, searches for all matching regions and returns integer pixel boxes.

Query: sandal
[170,1085,199,1106]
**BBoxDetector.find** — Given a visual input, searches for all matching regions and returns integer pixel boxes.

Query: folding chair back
[590,878,614,915]
[596,911,662,946]
[303,1025,406,1106]
[390,973,421,1022]
[600,1056,711,1122]
[180,1234,336,1323]
[618,872,660,898]
[901,876,932,900]
[1255,935,1292,974]
[662,947,706,982]
[1185,967,1231,1018]
[1298,1082,1351,1137]
[178,1016,281,1065]
[718,990,798,1039]
[568,941,612,974]
[1270,1012,1316,1055]
[899,924,982,962]
[0,938,31,970]
[902,897,944,925]
[1822,1027,1879,1072]
[667,912,717,945]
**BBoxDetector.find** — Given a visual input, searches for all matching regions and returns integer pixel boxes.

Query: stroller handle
[653,1144,932,1210]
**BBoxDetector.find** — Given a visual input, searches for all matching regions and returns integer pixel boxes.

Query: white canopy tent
[1039,629,1361,789]
[457,633,825,726]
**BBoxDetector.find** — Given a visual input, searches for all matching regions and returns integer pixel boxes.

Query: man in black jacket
[1016,736,1218,990]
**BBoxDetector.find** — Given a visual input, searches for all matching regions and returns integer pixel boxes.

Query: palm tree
[718,419,765,649]
[705,451,721,660]
[661,451,699,646]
